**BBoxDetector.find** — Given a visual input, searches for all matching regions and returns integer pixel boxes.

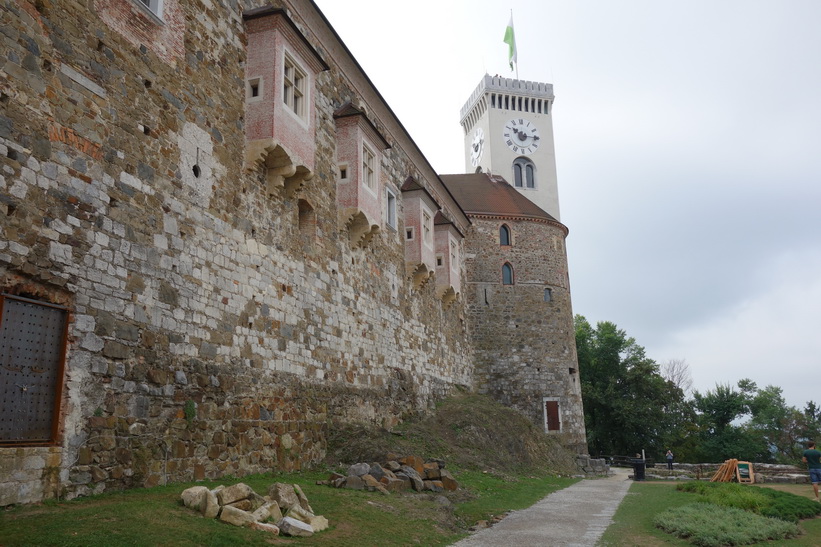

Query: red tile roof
[439,173,559,224]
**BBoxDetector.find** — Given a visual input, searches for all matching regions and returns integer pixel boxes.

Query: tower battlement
[460,74,554,124]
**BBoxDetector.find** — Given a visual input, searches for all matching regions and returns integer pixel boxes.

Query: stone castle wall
[0,0,472,505]
[464,215,587,452]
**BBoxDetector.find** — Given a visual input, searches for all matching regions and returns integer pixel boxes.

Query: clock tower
[461,75,560,220]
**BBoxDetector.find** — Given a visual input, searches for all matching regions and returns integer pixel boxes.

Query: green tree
[745,385,803,463]
[575,315,688,459]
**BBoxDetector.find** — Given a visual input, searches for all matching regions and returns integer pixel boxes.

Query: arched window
[499,224,511,246]
[502,263,514,285]
[512,157,536,189]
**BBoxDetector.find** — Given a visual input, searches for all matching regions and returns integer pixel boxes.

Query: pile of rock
[320,454,458,494]
[180,482,328,537]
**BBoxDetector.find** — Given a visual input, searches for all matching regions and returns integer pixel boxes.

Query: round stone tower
[441,173,587,453]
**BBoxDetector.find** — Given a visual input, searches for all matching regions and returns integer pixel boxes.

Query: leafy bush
[654,502,799,546]
[676,481,821,522]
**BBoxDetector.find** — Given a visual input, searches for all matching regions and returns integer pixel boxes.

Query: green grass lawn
[0,470,577,546]
[600,481,821,546]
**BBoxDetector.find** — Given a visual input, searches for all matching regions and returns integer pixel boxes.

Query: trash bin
[632,458,646,481]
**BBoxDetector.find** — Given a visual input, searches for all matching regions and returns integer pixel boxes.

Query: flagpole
[504,10,519,80]
[513,9,518,80]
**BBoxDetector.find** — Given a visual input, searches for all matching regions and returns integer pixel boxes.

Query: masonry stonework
[1,0,586,507]
[442,174,587,454]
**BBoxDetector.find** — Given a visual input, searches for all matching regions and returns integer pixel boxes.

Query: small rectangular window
[339,164,349,182]
[544,288,552,302]
[247,78,261,101]
[436,255,444,267]
[406,227,414,240]
[385,188,397,229]
[0,295,69,445]
[450,241,458,271]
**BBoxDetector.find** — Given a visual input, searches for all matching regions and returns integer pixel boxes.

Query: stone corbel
[342,209,380,248]
[246,139,313,198]
[409,263,433,290]
[439,286,458,306]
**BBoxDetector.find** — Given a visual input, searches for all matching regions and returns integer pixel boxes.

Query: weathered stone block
[424,480,444,492]
[440,469,458,491]
[344,475,364,490]
[220,505,255,527]
[400,456,424,475]
[226,499,253,511]
[293,483,313,514]
[278,516,313,537]
[203,489,220,518]
[251,501,282,523]
[217,483,252,506]
[267,483,299,510]
[347,462,370,477]
[181,486,209,510]
[309,515,329,532]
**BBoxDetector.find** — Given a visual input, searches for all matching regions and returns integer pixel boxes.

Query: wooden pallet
[710,459,754,483]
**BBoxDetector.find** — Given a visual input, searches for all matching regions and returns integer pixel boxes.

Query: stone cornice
[468,213,569,237]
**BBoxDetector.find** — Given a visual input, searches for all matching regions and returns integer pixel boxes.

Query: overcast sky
[313,0,821,409]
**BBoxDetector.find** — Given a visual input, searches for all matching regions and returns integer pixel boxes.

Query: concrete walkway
[452,467,633,546]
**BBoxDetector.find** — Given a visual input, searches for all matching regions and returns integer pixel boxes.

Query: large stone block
[278,516,313,537]
[267,483,299,510]
[217,483,253,506]
[219,505,255,527]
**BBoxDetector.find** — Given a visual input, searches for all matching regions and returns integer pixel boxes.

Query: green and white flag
[503,15,517,71]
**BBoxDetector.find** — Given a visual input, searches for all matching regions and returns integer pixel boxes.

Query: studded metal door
[0,295,69,444]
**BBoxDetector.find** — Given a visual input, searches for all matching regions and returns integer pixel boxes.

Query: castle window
[283,53,306,118]
[422,210,432,246]
[406,227,414,240]
[136,0,163,19]
[436,255,444,267]
[513,157,536,189]
[385,187,397,229]
[0,294,69,445]
[339,163,349,182]
[544,399,561,432]
[247,77,261,101]
[502,263,514,285]
[450,240,458,272]
[499,224,511,246]
[544,288,552,302]
[362,144,376,192]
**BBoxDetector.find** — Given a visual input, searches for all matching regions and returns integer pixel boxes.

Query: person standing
[665,450,674,471]
[802,441,821,502]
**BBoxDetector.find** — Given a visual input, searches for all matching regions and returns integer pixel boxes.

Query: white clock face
[470,127,484,167]
[503,118,540,155]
